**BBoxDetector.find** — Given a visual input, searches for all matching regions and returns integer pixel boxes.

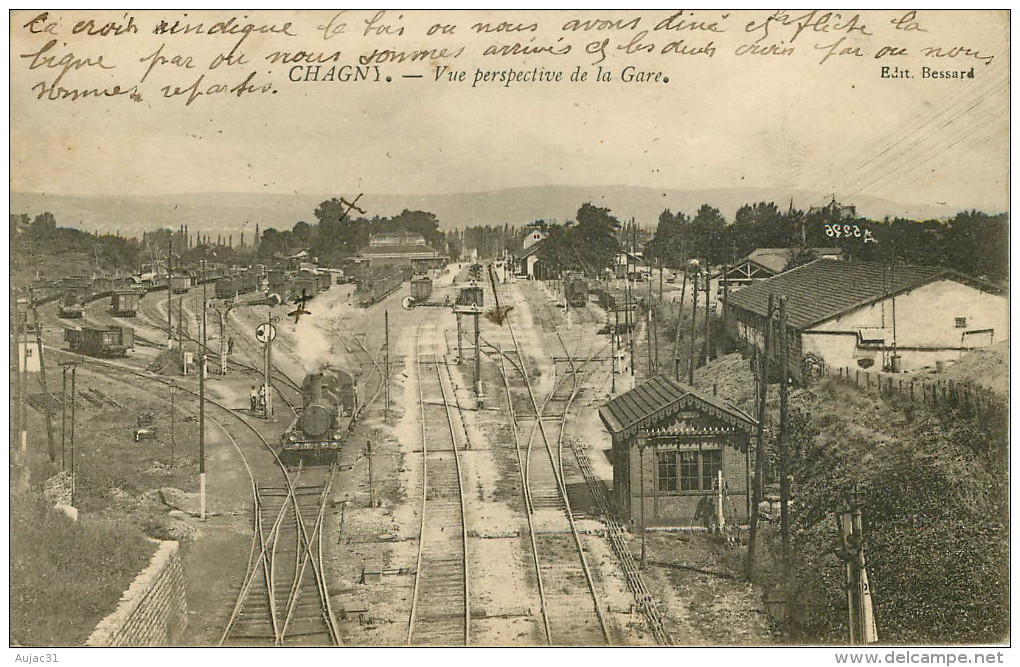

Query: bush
[12,493,156,646]
[780,381,1008,643]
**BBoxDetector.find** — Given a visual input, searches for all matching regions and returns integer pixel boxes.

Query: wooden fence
[830,366,1006,419]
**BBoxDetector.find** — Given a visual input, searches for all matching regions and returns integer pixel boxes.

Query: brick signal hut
[599,376,757,528]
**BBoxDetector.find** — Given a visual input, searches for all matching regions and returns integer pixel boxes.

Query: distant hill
[10,187,971,239]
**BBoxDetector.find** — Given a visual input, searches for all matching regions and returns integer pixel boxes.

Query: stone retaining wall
[86,540,188,646]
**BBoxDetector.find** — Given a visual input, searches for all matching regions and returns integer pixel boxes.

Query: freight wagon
[410,275,433,301]
[215,276,258,299]
[170,275,191,294]
[565,274,588,308]
[456,284,484,308]
[111,290,140,317]
[289,274,320,303]
[65,325,134,357]
[355,271,403,307]
[316,272,332,292]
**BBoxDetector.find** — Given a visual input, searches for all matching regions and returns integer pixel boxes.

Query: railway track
[39,345,343,646]
[482,266,611,646]
[221,464,341,646]
[488,267,674,646]
[406,307,471,646]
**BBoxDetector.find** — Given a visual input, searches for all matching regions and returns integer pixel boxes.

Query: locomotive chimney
[308,372,323,403]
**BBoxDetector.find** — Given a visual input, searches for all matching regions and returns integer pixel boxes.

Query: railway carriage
[65,325,134,357]
[281,369,359,463]
[57,295,85,319]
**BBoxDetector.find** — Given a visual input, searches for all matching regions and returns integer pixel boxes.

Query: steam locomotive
[281,368,358,463]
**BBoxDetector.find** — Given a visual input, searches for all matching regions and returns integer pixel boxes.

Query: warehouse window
[658,451,677,492]
[955,317,967,328]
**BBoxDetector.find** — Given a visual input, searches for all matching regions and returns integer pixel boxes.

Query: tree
[573,203,622,274]
[688,204,727,264]
[313,199,369,259]
[256,228,291,260]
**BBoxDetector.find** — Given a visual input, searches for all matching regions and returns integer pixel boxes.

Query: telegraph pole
[167,239,172,344]
[779,296,791,562]
[15,299,29,494]
[384,309,390,420]
[746,294,776,581]
[30,293,56,462]
[673,265,688,381]
[199,259,207,520]
[688,271,699,385]
[70,362,77,505]
[178,298,184,369]
[169,381,176,468]
[704,267,712,364]
[473,310,481,396]
[647,264,653,378]
[264,309,273,418]
[61,364,68,469]
[58,361,80,505]
[612,309,618,393]
[646,307,653,380]
[367,439,375,508]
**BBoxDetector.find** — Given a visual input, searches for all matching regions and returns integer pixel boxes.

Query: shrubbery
[12,492,156,646]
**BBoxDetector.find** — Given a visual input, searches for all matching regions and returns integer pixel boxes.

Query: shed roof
[599,375,755,438]
[359,243,441,256]
[725,259,1001,331]
[745,247,843,274]
[514,237,547,260]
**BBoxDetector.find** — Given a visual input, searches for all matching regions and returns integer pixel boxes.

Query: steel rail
[490,343,552,644]
[39,345,341,646]
[405,305,471,645]
[488,266,612,645]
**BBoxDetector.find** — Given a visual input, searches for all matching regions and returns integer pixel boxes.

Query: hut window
[679,451,699,491]
[701,450,722,490]
[955,317,967,328]
[658,451,677,492]
[672,449,723,492]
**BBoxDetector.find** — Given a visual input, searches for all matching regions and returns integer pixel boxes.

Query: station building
[724,258,1009,381]
[599,375,757,528]
[513,226,548,278]
[354,232,446,272]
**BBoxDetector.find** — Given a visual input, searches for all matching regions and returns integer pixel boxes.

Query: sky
[9,9,1010,213]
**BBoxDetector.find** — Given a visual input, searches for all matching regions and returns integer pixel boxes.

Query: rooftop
[745,247,843,274]
[725,259,1002,330]
[359,243,442,256]
[369,232,426,246]
[599,375,755,438]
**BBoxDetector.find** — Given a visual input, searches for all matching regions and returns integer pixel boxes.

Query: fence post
[855,369,859,386]
[910,381,914,402]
